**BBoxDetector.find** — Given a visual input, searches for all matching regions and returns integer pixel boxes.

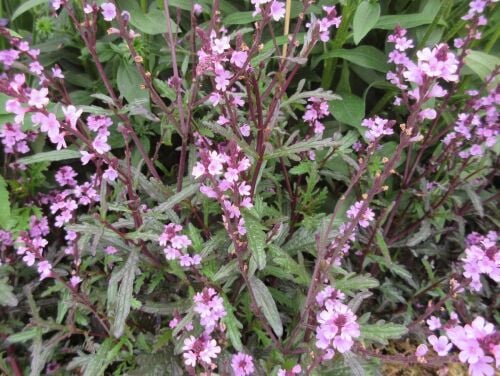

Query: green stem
[141,0,148,13]
[321,0,356,89]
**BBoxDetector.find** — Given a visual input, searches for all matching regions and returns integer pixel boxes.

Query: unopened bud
[134,55,143,63]
[382,157,389,163]
[362,193,368,200]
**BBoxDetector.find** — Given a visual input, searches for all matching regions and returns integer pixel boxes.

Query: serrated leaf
[267,245,310,285]
[360,322,408,345]
[153,183,200,213]
[7,328,42,343]
[375,231,391,264]
[110,249,139,338]
[353,2,381,44]
[249,276,283,337]
[222,297,243,351]
[464,186,484,218]
[335,274,379,292]
[266,137,339,160]
[242,209,267,270]
[406,221,431,247]
[17,149,81,165]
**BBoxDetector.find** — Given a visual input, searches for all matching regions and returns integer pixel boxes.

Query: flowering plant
[0,0,498,375]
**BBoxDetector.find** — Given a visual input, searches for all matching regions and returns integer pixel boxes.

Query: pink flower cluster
[315,286,360,360]
[49,166,100,228]
[14,216,52,280]
[181,288,227,370]
[386,26,459,121]
[192,138,252,236]
[0,122,36,154]
[307,6,342,42]
[423,313,499,376]
[193,287,227,333]
[231,352,255,376]
[158,223,201,268]
[461,231,499,291]
[303,96,330,135]
[251,0,285,21]
[442,89,500,159]
[346,201,375,228]
[361,116,395,142]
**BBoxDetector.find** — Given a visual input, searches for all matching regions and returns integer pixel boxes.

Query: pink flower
[28,88,49,109]
[346,201,375,228]
[100,2,116,21]
[193,287,226,332]
[212,36,230,54]
[103,166,118,182]
[104,246,118,255]
[428,335,453,356]
[427,316,442,331]
[214,68,232,91]
[80,151,94,165]
[270,1,285,21]
[92,135,111,154]
[70,275,82,287]
[193,3,203,16]
[62,105,82,129]
[240,123,250,137]
[37,260,53,280]
[231,50,248,68]
[231,352,255,376]
[416,344,428,357]
[182,335,221,367]
[55,166,78,187]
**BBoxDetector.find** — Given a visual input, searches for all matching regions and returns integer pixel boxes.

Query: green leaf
[375,14,437,30]
[0,175,10,226]
[242,209,267,271]
[406,221,431,247]
[223,297,243,351]
[265,137,339,160]
[318,46,388,72]
[464,51,500,82]
[375,231,392,264]
[335,274,379,292]
[83,338,122,376]
[0,277,18,307]
[116,0,180,35]
[117,62,149,105]
[153,183,200,213]
[12,0,47,21]
[17,149,81,165]
[330,93,365,128]
[7,328,42,343]
[464,186,484,218]
[109,249,139,338]
[224,11,262,25]
[249,276,283,337]
[353,2,381,45]
[360,322,408,345]
[267,245,310,286]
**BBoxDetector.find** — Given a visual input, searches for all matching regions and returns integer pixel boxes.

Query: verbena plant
[0,0,498,375]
